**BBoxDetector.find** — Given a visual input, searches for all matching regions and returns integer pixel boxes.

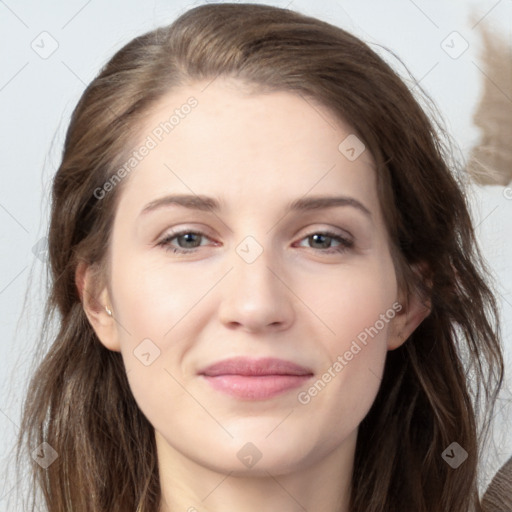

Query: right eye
[157,230,215,254]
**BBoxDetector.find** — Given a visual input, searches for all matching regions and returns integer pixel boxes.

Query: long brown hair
[14,3,504,511]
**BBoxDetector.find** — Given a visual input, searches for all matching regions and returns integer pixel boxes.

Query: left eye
[295,232,353,253]
[157,230,353,255]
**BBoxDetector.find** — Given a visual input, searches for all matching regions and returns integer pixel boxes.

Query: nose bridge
[231,234,280,296]
[217,232,295,331]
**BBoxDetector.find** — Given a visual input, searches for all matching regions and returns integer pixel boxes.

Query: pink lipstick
[198,357,314,400]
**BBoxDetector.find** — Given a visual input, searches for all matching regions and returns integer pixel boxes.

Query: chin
[203,445,313,477]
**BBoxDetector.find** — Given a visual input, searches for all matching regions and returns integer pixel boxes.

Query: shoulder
[482,455,512,512]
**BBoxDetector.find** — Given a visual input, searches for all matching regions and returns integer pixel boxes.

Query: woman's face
[90,78,416,476]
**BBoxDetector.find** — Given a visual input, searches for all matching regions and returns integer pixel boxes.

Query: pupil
[311,234,330,248]
[179,233,199,247]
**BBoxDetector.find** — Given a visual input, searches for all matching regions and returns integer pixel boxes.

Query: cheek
[107,258,199,402]
[297,254,398,350]
[292,255,397,418]
[110,256,211,340]
[110,260,200,424]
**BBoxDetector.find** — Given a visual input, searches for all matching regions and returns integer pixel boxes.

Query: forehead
[117,78,379,217]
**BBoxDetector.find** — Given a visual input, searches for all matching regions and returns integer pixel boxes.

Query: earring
[105,306,113,316]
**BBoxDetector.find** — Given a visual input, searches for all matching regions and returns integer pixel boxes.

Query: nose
[217,243,295,334]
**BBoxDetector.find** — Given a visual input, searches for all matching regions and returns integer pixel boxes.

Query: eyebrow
[139,194,372,218]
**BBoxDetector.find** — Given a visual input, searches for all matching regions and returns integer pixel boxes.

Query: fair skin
[79,78,429,512]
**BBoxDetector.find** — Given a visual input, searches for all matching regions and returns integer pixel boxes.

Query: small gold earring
[105,306,113,316]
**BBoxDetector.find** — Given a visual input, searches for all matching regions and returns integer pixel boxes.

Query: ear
[75,261,121,352]
[387,262,432,351]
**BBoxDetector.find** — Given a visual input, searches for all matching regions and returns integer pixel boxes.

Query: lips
[199,357,313,377]
[198,357,314,400]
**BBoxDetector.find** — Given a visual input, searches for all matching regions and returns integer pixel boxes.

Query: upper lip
[199,357,313,377]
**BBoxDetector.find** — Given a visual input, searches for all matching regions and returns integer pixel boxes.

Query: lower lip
[202,374,313,400]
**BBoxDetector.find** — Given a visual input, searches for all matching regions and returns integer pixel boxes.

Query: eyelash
[156,229,354,255]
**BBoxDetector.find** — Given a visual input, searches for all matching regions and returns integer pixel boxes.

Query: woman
[15,3,505,511]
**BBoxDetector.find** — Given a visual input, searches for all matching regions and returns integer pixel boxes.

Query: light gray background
[1,0,511,509]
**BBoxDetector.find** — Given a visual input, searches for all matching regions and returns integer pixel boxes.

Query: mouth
[198,357,314,400]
